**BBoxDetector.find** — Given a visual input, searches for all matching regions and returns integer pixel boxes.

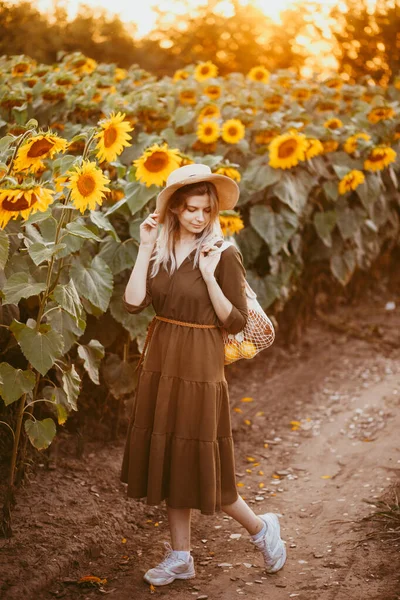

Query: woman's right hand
[139,211,159,246]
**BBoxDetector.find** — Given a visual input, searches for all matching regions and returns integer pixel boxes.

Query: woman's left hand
[199,242,222,282]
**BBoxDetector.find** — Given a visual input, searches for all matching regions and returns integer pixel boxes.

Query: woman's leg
[221,495,264,536]
[167,505,192,550]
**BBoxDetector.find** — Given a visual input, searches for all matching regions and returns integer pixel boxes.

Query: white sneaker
[143,542,196,586]
[250,513,287,573]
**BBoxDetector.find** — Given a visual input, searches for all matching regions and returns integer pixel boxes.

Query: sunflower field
[0,51,399,512]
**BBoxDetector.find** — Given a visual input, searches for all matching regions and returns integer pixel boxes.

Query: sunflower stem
[0,128,35,184]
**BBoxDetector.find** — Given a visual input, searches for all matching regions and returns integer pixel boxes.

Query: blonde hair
[150,181,223,277]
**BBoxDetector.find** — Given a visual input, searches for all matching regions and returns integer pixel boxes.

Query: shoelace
[158,542,186,569]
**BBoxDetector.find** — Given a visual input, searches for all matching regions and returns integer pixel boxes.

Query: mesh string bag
[217,241,275,365]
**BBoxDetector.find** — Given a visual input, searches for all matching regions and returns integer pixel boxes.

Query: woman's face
[177,194,212,235]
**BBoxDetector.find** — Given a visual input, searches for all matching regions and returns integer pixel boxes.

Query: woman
[120,164,286,586]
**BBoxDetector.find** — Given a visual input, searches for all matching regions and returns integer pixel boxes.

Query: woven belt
[135,315,219,372]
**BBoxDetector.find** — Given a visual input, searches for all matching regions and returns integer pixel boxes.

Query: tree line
[0,0,399,83]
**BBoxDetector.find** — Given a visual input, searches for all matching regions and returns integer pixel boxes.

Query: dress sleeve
[122,263,153,314]
[216,244,248,334]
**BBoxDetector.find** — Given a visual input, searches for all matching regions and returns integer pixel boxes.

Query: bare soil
[1,288,400,600]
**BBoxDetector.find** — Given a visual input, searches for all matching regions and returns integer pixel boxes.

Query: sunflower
[247,66,270,84]
[66,161,110,213]
[194,61,218,82]
[277,75,292,88]
[338,170,365,195]
[324,118,343,130]
[316,100,339,112]
[54,175,70,193]
[215,167,241,182]
[254,129,279,145]
[269,131,307,169]
[197,120,220,144]
[364,146,396,172]
[304,138,324,160]
[343,132,371,154]
[203,85,222,100]
[362,91,375,103]
[178,153,195,167]
[291,88,312,103]
[11,61,31,77]
[322,140,339,153]
[134,144,181,187]
[94,112,133,163]
[198,104,220,121]
[173,69,190,82]
[323,77,344,90]
[0,185,54,228]
[179,90,197,105]
[221,119,246,144]
[114,68,127,82]
[264,94,284,112]
[13,133,68,174]
[219,211,245,236]
[367,106,395,124]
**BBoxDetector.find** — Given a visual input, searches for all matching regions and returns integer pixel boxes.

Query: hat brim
[156,174,240,222]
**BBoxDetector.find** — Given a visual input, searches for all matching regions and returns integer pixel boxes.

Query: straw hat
[156,164,240,223]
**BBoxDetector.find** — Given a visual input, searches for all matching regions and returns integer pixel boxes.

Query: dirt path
[1,293,400,600]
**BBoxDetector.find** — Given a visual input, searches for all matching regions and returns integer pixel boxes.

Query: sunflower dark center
[201,66,210,75]
[255,71,265,80]
[204,126,214,135]
[77,174,96,197]
[27,139,54,158]
[3,193,37,211]
[369,151,386,162]
[228,126,238,136]
[104,126,118,148]
[277,139,298,159]
[144,152,169,173]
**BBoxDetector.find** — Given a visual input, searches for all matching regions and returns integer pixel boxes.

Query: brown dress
[120,242,248,515]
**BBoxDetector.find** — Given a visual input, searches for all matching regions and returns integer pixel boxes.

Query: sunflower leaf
[9,319,64,376]
[98,238,138,275]
[61,364,81,411]
[336,204,361,240]
[24,417,57,450]
[0,229,9,269]
[0,363,36,406]
[313,211,337,248]
[104,197,127,216]
[125,182,157,216]
[356,173,381,217]
[28,242,67,265]
[330,248,357,286]
[89,210,120,242]
[24,208,52,225]
[77,339,105,385]
[70,255,113,312]
[46,304,86,353]
[0,135,14,154]
[42,385,71,425]
[174,106,194,128]
[65,222,102,242]
[2,273,47,305]
[52,279,82,320]
[249,204,298,256]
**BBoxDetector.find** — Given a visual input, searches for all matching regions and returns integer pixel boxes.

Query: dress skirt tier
[120,242,248,515]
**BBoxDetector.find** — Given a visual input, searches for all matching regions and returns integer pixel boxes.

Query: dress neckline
[174,247,196,270]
